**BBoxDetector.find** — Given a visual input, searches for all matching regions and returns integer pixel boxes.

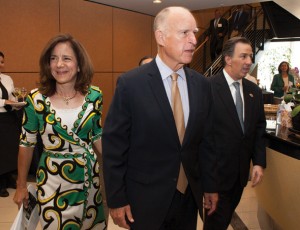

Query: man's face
[215,10,221,19]
[226,43,253,81]
[159,10,198,70]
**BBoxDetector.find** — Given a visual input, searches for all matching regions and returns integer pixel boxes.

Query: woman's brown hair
[278,61,290,74]
[38,34,94,96]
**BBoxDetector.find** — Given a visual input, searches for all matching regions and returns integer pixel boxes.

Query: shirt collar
[155,55,186,81]
[223,69,242,86]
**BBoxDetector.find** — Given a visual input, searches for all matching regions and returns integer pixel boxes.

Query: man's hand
[110,205,134,229]
[251,165,264,187]
[203,192,218,215]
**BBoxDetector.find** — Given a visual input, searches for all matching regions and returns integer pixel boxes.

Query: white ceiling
[86,0,300,19]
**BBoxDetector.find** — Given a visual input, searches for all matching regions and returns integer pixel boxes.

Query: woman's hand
[13,186,29,209]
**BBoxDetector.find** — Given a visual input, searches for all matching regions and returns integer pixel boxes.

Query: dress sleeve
[19,94,38,147]
[91,90,103,143]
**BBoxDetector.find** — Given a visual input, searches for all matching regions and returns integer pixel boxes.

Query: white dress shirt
[0,73,15,112]
[223,69,244,120]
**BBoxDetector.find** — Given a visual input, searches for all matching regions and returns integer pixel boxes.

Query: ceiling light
[153,0,162,3]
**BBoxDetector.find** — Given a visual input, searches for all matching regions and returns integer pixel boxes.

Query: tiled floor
[234,182,261,230]
[0,181,260,230]
[0,182,42,230]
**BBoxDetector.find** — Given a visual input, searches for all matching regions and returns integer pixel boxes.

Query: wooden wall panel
[0,0,59,72]
[151,18,158,57]
[10,73,40,93]
[113,9,153,72]
[60,0,113,72]
[0,0,156,112]
[92,73,113,122]
[112,73,121,92]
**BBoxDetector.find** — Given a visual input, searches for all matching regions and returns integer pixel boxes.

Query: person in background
[245,72,258,85]
[290,66,299,87]
[206,9,228,61]
[229,5,249,38]
[13,34,106,229]
[205,37,266,229]
[0,51,20,197]
[271,61,295,97]
[138,55,153,66]
[102,6,218,230]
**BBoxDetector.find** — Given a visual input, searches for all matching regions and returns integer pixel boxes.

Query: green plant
[258,44,292,89]
[284,94,293,103]
[291,105,300,117]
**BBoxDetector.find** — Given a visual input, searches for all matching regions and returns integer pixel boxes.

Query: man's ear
[155,30,165,46]
[225,56,232,66]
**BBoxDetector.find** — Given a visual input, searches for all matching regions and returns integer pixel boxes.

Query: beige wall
[0,0,229,120]
[0,0,156,120]
[255,147,300,230]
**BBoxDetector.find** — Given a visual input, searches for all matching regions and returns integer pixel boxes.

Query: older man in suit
[102,6,218,230]
[204,37,266,230]
[206,9,228,61]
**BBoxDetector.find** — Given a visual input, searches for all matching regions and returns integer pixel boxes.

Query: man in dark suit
[204,37,266,230]
[102,6,218,230]
[206,9,228,61]
[229,5,249,38]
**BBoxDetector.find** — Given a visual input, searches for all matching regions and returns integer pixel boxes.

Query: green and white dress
[20,86,106,230]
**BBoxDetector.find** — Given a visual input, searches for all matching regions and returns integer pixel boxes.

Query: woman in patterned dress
[13,34,106,230]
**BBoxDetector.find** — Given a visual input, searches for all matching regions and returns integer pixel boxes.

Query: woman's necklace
[57,91,77,105]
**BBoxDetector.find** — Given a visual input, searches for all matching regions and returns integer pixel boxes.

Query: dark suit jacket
[209,71,266,191]
[207,17,228,58]
[102,60,217,229]
[230,10,249,33]
[207,17,228,44]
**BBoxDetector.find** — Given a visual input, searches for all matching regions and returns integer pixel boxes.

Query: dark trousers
[0,171,16,189]
[0,174,7,189]
[210,37,224,61]
[159,186,198,230]
[204,180,244,230]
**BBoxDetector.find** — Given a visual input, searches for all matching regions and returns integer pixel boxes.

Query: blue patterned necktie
[233,82,244,132]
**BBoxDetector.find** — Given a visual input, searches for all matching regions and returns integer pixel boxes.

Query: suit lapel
[215,73,243,132]
[242,79,254,133]
[147,64,180,144]
[183,68,197,146]
[147,64,198,146]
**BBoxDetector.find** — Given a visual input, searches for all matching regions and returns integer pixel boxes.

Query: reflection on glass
[21,87,27,101]
[12,87,21,100]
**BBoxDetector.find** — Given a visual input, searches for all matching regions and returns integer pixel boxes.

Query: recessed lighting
[153,0,162,3]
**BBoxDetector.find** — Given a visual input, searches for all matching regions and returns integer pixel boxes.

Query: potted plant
[291,94,300,131]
